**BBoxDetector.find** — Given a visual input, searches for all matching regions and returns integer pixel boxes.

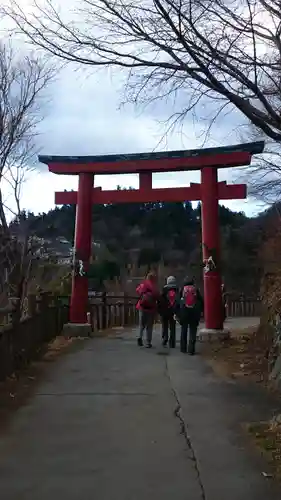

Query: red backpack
[182,285,197,308]
[167,289,176,308]
[139,289,155,309]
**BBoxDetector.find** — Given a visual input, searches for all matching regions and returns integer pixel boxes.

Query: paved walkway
[0,325,280,499]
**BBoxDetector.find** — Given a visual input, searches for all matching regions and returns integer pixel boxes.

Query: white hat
[166,276,177,286]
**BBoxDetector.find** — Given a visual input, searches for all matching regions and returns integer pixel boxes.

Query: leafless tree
[246,147,281,205]
[0,40,53,317]
[3,0,281,143]
[0,41,52,227]
[237,124,281,205]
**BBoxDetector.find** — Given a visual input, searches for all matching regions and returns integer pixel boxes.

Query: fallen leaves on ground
[201,326,270,384]
[42,336,77,361]
[247,418,281,479]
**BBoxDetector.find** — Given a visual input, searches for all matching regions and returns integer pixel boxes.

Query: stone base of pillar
[62,322,92,338]
[197,327,230,342]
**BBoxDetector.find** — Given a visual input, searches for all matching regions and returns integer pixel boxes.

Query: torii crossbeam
[39,140,264,331]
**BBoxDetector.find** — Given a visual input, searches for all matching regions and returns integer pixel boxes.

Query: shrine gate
[39,140,264,332]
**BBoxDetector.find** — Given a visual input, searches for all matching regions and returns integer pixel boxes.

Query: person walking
[158,276,178,348]
[136,271,159,348]
[178,276,204,355]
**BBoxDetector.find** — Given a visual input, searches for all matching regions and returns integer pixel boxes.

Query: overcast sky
[2,1,266,219]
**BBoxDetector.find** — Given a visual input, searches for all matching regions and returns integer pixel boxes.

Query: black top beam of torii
[39,140,264,166]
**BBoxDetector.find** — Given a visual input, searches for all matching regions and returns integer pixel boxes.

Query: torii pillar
[201,167,223,330]
[39,140,264,334]
[70,173,93,323]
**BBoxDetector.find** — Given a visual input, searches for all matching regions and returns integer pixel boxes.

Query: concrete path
[0,325,280,499]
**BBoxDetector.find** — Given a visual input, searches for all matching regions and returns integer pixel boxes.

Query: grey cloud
[37,66,243,156]
[33,65,258,214]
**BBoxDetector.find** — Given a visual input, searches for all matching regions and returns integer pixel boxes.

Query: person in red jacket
[136,271,159,348]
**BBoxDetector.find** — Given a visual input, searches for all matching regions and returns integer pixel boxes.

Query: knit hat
[183,276,194,286]
[166,275,177,286]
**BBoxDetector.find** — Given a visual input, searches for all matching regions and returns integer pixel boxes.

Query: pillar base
[62,322,92,338]
[197,327,230,342]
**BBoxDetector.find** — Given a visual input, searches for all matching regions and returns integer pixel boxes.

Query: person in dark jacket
[159,276,178,348]
[178,276,204,355]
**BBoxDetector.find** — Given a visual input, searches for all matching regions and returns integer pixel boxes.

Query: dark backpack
[182,285,197,308]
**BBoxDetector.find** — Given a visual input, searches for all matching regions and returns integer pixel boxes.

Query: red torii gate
[39,140,264,332]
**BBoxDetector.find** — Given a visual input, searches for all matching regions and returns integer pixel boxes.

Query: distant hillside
[9,199,268,295]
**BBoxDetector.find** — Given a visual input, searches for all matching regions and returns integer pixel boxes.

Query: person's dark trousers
[162,315,176,347]
[180,321,198,354]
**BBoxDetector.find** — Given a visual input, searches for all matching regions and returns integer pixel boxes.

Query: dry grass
[247,418,281,479]
[202,327,270,384]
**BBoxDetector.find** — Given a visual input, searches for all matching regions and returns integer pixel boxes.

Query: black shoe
[188,351,195,356]
[137,338,143,347]
[162,340,168,347]
[169,342,176,348]
[146,343,152,348]
[180,349,187,353]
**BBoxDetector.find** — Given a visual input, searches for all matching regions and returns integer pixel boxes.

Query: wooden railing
[56,293,139,331]
[0,295,69,382]
[87,293,139,331]
[89,300,138,330]
[0,291,260,381]
[0,292,139,382]
[86,292,261,319]
[87,292,262,319]
[86,293,262,320]
[53,292,262,322]
[226,296,261,318]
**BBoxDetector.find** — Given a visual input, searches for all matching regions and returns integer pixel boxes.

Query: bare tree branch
[246,145,281,204]
[236,121,281,204]
[0,40,53,225]
[2,0,281,143]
